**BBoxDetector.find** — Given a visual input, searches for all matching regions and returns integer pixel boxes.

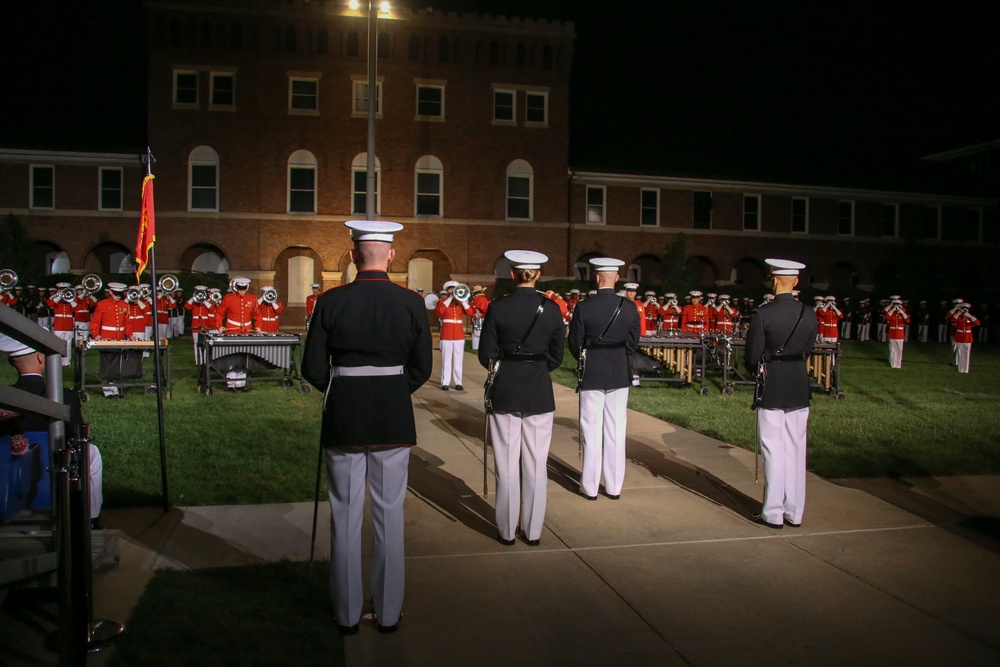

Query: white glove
[257,297,265,305]
[443,296,454,307]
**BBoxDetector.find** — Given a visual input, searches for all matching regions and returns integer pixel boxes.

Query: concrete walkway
[79,349,1000,665]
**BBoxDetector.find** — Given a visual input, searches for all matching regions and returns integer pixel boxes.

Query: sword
[308,440,324,568]
[482,358,500,498]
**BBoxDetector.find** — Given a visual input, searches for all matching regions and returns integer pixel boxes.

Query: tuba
[0,269,17,293]
[82,273,102,295]
[158,274,179,293]
[262,287,278,304]
[453,283,471,301]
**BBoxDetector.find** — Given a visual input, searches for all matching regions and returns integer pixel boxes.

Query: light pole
[349,1,390,220]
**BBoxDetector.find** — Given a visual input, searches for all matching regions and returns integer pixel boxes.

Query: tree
[659,233,696,295]
[0,214,44,284]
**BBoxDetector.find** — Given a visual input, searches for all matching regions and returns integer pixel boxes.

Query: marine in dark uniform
[477,250,565,546]
[744,258,818,529]
[568,257,641,500]
[302,220,433,634]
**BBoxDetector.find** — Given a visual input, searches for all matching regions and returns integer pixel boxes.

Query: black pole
[145,148,170,513]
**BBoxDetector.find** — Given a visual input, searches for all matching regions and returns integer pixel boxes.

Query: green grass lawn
[3,336,999,508]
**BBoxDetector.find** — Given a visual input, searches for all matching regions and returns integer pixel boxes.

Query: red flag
[135,174,156,282]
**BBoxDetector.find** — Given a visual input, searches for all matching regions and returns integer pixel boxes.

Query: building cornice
[0,148,141,166]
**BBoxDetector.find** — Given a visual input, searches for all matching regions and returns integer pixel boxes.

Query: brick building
[1,0,998,328]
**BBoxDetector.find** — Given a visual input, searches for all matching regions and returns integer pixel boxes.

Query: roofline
[569,170,998,207]
[921,140,1000,162]
[0,148,142,166]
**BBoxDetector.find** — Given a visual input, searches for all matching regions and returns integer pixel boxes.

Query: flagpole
[143,147,170,513]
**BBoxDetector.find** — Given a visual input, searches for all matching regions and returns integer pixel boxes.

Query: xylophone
[75,339,171,401]
[198,333,310,395]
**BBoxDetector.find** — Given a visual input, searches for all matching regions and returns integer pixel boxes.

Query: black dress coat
[567,288,641,391]
[743,292,818,410]
[477,287,565,414]
[302,271,433,448]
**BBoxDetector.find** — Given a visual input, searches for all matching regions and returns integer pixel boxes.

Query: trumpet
[0,268,17,293]
[453,284,471,301]
[261,287,279,304]
[193,288,208,303]
[82,273,102,295]
[209,290,223,306]
[139,284,152,300]
[159,274,179,293]
[125,285,142,303]
[59,287,76,302]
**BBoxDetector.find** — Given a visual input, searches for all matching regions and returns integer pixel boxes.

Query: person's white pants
[956,342,972,373]
[326,446,409,628]
[54,330,73,367]
[579,387,629,497]
[889,339,904,368]
[490,411,553,542]
[757,407,809,526]
[439,338,465,387]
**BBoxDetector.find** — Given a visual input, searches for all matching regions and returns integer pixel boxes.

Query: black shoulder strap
[514,295,547,353]
[596,297,626,345]
[775,302,807,354]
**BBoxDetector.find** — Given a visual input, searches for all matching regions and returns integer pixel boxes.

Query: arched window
[288,149,317,214]
[415,155,443,217]
[351,153,381,215]
[189,146,219,211]
[506,159,533,221]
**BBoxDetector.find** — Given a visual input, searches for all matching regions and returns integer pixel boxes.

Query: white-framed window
[881,203,899,237]
[99,167,123,211]
[352,78,383,117]
[415,82,444,119]
[289,76,319,113]
[210,72,236,108]
[414,155,443,217]
[693,191,712,229]
[640,188,659,227]
[288,149,317,214]
[743,194,760,231]
[791,197,808,233]
[506,159,533,221]
[351,153,381,215]
[30,165,54,209]
[586,186,606,224]
[572,261,590,282]
[838,200,855,236]
[173,70,199,106]
[188,145,219,211]
[525,91,548,125]
[493,88,515,123]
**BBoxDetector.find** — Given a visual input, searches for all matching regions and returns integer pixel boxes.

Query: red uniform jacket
[950,312,979,343]
[884,308,910,340]
[46,295,77,331]
[185,300,214,331]
[127,300,149,332]
[681,303,708,335]
[73,295,95,323]
[216,292,257,332]
[660,304,681,331]
[305,294,319,317]
[436,297,475,341]
[90,297,133,340]
[255,301,285,333]
[156,296,174,324]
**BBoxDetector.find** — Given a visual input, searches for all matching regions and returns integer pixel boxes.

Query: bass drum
[424,293,440,310]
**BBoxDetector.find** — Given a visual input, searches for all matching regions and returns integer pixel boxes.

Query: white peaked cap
[107,282,127,291]
[504,249,548,270]
[589,257,625,272]
[765,258,806,275]
[623,282,639,290]
[345,220,403,242]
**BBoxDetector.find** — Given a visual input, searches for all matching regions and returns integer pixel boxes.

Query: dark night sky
[3,1,997,185]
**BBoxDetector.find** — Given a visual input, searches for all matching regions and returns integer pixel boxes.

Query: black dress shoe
[605,493,620,500]
[376,615,401,633]
[336,621,359,635]
[783,518,801,528]
[441,385,449,391]
[525,537,540,546]
[455,384,463,391]
[579,491,597,501]
[751,514,783,530]
[495,534,515,546]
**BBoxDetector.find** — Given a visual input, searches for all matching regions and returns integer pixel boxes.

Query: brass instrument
[59,287,76,302]
[453,283,471,301]
[126,285,142,303]
[139,284,152,300]
[261,287,278,304]
[0,268,16,293]
[209,290,223,305]
[228,277,239,293]
[82,273,102,295]
[158,274,179,293]
[193,288,208,303]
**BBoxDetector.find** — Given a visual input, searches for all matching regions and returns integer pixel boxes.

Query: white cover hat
[504,250,548,270]
[345,220,402,242]
[443,280,459,289]
[623,282,639,290]
[765,258,806,275]
[107,282,127,292]
[232,276,250,287]
[589,257,625,272]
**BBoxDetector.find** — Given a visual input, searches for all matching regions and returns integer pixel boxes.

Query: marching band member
[469,293,487,351]
[90,282,135,397]
[643,291,659,333]
[255,286,285,333]
[715,294,738,335]
[916,300,931,343]
[185,285,213,363]
[73,284,96,343]
[305,283,321,329]
[215,276,256,390]
[155,287,175,340]
[478,250,565,546]
[745,258,817,529]
[821,296,843,344]
[660,293,682,335]
[569,257,641,501]
[950,302,979,373]
[884,297,909,368]
[125,288,150,340]
[623,282,647,337]
[681,290,708,335]
[435,280,475,391]
[171,287,185,337]
[45,282,77,366]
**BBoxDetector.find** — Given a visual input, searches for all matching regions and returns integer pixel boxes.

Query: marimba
[636,335,703,389]
[75,339,172,401]
[197,333,310,395]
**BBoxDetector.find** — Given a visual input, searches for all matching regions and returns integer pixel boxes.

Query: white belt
[260,316,278,322]
[227,318,249,327]
[442,319,463,324]
[331,365,405,377]
[55,313,73,318]
[101,325,124,331]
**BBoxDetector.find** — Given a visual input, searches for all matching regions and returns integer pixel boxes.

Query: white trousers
[840,322,851,339]
[757,407,808,525]
[956,342,972,373]
[89,444,104,518]
[157,323,169,340]
[490,411,553,542]
[918,324,929,343]
[74,322,91,341]
[471,329,481,351]
[889,339,904,368]
[937,324,948,343]
[326,446,409,628]
[439,338,465,387]
[579,387,629,497]
[54,330,73,367]
[192,332,203,365]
